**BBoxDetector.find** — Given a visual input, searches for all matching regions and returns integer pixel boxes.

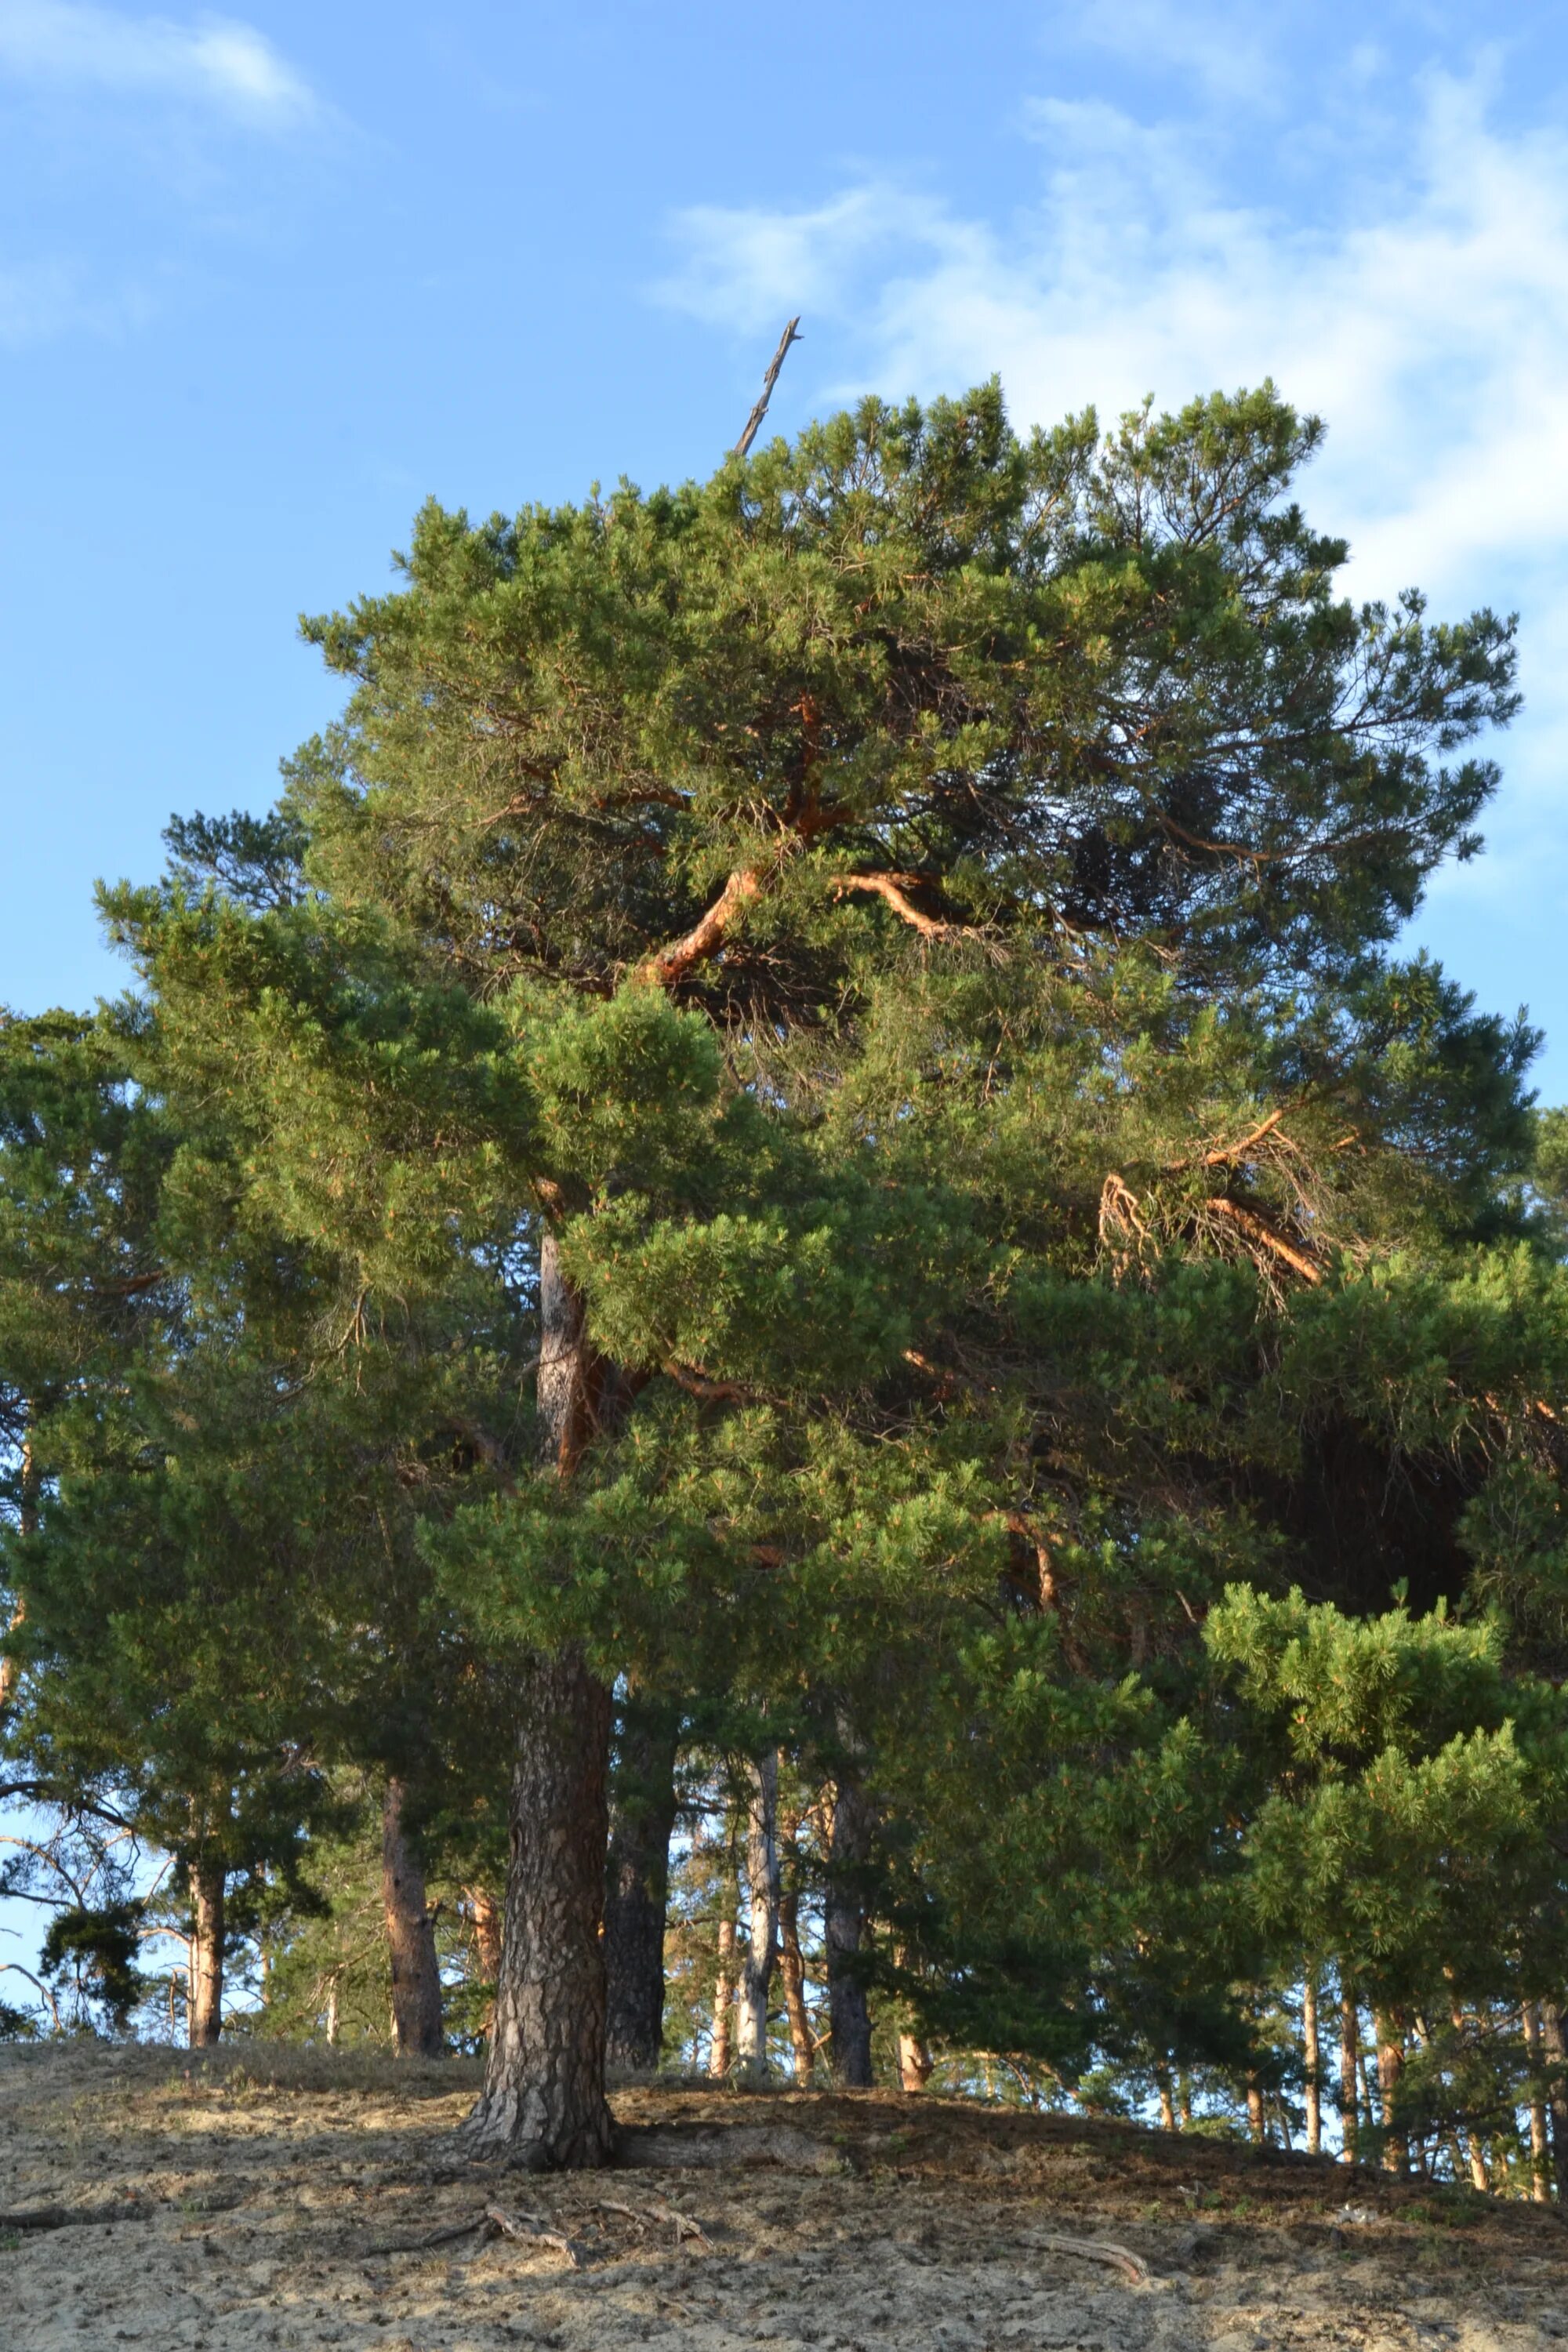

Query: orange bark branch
[1205,1196,1323,1285]
[636,868,763,989]
[832,871,959,941]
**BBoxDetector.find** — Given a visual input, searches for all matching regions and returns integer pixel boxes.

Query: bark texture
[1541,1998,1568,2201]
[778,1813,815,2084]
[1374,2012,1407,2176]
[466,1885,503,1980]
[187,1858,225,2049]
[603,1692,679,2073]
[461,1646,614,2164]
[735,1749,781,2078]
[825,1775,874,2089]
[1339,1988,1359,2165]
[710,1916,736,2078]
[1525,2002,1553,2201]
[458,1231,615,2166]
[1302,1972,1322,2157]
[382,1777,445,2059]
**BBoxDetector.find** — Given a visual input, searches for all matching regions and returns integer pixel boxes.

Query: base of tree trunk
[455,1646,615,2171]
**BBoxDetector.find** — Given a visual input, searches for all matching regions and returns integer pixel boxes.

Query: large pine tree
[56,378,1555,2163]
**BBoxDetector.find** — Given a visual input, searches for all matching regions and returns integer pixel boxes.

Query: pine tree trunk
[1245,2076,1266,2146]
[458,1230,615,2167]
[1524,2002,1552,2202]
[1540,1998,1568,2201]
[188,1857,224,2049]
[467,1885,503,1980]
[735,1749,780,2079]
[1302,1970,1322,2157]
[710,1915,736,2078]
[1339,1987,1359,2165]
[1374,2010,1407,2176]
[466,1880,503,2043]
[382,1777,444,2059]
[603,1693,679,2074]
[778,1813,815,2084]
[1155,2066,1177,2132]
[0,1420,36,1717]
[825,1774,874,2088]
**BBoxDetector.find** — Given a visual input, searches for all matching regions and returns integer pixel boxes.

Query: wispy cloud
[0,1,314,123]
[658,64,1568,913]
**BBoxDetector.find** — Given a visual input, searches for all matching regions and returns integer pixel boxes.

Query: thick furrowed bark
[825,1775,874,2089]
[603,1691,679,2073]
[459,1645,615,2166]
[382,1777,445,2059]
[457,1230,616,2168]
[187,1858,225,2049]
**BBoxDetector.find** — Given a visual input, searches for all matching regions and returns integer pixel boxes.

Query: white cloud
[657,63,1568,916]
[0,1,314,122]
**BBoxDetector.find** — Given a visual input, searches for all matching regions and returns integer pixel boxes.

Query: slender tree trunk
[735,1749,780,2078]
[1302,1970,1322,2157]
[466,1880,503,2042]
[1245,2076,1266,2147]
[710,1916,736,2078]
[1374,2010,1407,2176]
[1340,1987,1360,2166]
[603,1691,679,2073]
[1540,1999,1568,2201]
[459,1230,615,2166]
[0,1421,36,1717]
[1524,2002,1553,2203]
[188,1857,225,2049]
[467,1885,503,1980]
[382,1777,444,2059]
[1155,2067,1177,2132]
[778,1812,815,2084]
[825,1773,874,2088]
[1178,2072,1193,2129]
[325,1976,340,2047]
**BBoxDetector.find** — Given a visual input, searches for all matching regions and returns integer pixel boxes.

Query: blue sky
[3,1,1568,1090]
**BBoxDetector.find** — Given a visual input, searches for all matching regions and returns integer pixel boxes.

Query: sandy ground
[1,2046,1566,2350]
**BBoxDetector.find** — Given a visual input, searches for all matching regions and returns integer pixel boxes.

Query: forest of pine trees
[5,376,1568,2191]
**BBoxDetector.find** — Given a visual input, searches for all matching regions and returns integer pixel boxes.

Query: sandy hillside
[0,2045,1565,2350]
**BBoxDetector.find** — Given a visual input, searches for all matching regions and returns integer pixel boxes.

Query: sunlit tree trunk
[1524,2002,1553,2203]
[1155,2066,1176,2132]
[1374,2009,1407,2176]
[1540,1998,1568,2202]
[383,1777,444,2058]
[777,1811,815,2084]
[735,1750,781,2078]
[1339,1986,1359,2166]
[188,1855,225,2049]
[1302,1971,1322,2156]
[1245,2076,1266,2146]
[710,1915,736,2078]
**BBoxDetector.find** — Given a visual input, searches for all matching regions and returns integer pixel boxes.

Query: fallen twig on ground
[1035,2232,1152,2287]
[485,2204,579,2265]
[594,2193,712,2249]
